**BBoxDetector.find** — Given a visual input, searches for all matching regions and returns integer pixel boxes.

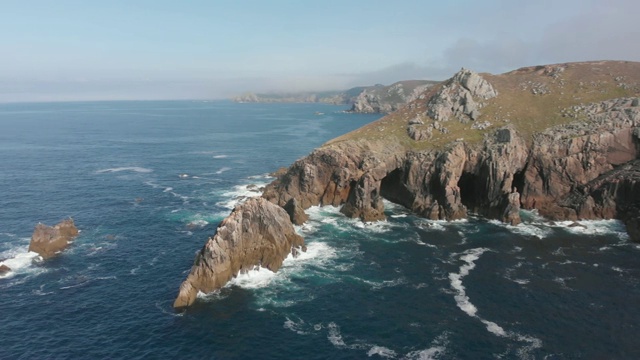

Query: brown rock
[28,219,79,259]
[174,197,304,308]
[0,264,11,275]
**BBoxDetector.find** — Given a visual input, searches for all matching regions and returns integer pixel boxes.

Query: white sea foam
[226,266,277,289]
[449,248,543,353]
[163,187,173,193]
[404,346,446,360]
[327,322,347,348]
[212,155,228,159]
[367,346,397,358]
[215,167,231,174]
[403,332,449,360]
[216,183,267,209]
[553,219,629,239]
[488,219,553,239]
[0,250,41,279]
[283,317,309,335]
[96,167,153,174]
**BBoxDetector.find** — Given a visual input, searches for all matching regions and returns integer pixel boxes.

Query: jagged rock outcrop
[350,81,438,114]
[263,140,406,222]
[28,219,79,259]
[426,68,497,123]
[174,197,304,308]
[520,98,640,219]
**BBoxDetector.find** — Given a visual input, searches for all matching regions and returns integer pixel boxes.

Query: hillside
[329,61,640,149]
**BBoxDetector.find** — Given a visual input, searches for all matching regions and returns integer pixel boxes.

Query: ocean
[1,101,639,359]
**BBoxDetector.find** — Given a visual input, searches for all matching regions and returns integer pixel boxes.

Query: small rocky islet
[176,60,640,307]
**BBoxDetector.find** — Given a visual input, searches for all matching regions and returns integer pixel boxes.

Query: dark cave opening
[457,172,479,209]
[380,168,414,208]
[513,169,525,196]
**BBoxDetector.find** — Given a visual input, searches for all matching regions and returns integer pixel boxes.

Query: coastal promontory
[263,61,640,240]
[177,60,640,308]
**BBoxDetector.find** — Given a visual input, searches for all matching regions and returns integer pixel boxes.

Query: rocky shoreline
[176,61,640,307]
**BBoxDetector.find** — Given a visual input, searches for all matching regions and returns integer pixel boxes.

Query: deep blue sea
[1,101,640,359]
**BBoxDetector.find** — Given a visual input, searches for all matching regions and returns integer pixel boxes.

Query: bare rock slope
[174,197,304,308]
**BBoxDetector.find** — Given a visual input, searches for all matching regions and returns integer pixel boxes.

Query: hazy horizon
[1,0,639,103]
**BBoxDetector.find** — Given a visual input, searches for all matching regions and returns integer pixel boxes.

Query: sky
[1,0,639,102]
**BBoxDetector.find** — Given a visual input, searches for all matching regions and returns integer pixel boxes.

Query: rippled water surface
[1,101,639,359]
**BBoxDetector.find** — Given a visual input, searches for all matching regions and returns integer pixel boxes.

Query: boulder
[28,219,79,259]
[0,264,11,275]
[174,197,304,308]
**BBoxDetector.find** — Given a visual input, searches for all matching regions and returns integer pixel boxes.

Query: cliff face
[28,219,79,259]
[174,197,304,308]
[349,80,439,114]
[264,62,640,239]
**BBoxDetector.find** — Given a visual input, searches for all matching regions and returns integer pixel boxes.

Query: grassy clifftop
[326,61,640,150]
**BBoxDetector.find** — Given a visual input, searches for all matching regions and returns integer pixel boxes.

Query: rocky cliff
[174,197,304,308]
[264,61,640,239]
[28,219,79,259]
[349,80,439,114]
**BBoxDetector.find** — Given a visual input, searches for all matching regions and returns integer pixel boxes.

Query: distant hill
[232,90,357,105]
[232,80,440,113]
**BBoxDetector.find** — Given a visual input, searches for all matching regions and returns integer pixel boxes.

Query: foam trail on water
[96,167,153,174]
[213,155,228,159]
[215,167,231,174]
[449,247,542,357]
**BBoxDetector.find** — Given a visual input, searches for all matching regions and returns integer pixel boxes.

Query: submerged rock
[174,197,304,308]
[28,219,79,259]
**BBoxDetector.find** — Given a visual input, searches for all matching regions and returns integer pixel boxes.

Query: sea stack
[28,219,79,259]
[174,197,304,308]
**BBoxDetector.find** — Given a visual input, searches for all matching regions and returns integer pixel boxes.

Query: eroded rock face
[426,68,497,123]
[265,126,530,225]
[350,81,437,114]
[28,219,79,259]
[264,97,640,238]
[521,98,640,219]
[174,197,304,308]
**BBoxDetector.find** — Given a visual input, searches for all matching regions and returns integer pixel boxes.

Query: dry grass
[325,61,640,151]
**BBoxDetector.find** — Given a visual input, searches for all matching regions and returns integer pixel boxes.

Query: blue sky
[1,0,639,102]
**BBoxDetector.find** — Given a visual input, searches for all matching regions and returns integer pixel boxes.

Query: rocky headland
[233,80,439,114]
[233,88,366,105]
[264,61,640,239]
[349,80,439,114]
[28,219,79,259]
[178,61,640,307]
[174,197,304,308]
